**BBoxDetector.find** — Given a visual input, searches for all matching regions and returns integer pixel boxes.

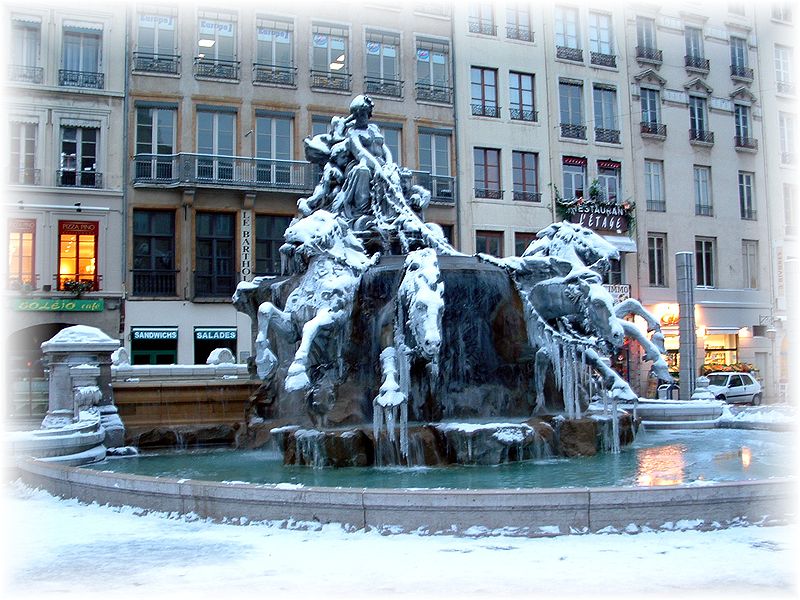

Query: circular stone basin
[90,429,794,489]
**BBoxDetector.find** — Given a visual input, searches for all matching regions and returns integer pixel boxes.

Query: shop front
[130,327,179,365]
[193,327,237,364]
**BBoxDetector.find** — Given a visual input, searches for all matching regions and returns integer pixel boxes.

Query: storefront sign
[15,298,104,312]
[572,208,628,233]
[195,328,237,340]
[603,284,630,304]
[240,209,253,281]
[59,220,99,235]
[132,328,178,340]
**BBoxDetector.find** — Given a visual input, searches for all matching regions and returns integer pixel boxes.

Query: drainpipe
[449,9,462,251]
[120,4,131,330]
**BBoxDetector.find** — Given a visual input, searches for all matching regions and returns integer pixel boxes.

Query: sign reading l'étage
[15,298,105,312]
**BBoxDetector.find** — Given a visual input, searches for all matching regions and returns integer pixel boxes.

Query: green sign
[15,298,105,312]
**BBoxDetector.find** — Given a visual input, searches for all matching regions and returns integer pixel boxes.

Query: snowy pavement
[3,481,797,599]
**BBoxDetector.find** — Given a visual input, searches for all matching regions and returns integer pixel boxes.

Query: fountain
[233,95,673,467]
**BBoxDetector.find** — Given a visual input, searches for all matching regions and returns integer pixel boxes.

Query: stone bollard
[690,375,716,402]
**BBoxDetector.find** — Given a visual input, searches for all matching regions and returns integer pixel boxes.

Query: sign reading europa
[15,298,105,312]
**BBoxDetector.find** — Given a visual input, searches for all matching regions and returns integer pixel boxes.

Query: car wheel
[752,393,761,406]
[716,394,726,402]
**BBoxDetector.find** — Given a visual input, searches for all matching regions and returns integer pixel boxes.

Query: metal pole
[676,252,697,400]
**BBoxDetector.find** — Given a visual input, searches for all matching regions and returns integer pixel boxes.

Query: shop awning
[604,235,637,253]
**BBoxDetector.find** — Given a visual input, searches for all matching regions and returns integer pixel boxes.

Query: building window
[10,121,37,185]
[636,16,657,52]
[597,162,620,202]
[784,183,797,236]
[648,233,667,287]
[588,12,615,66]
[61,23,103,88]
[474,147,501,198]
[694,165,712,216]
[256,114,292,184]
[593,85,619,143]
[195,13,238,79]
[415,38,451,103]
[734,104,752,146]
[689,96,712,142]
[135,12,178,73]
[195,212,235,297]
[377,123,401,163]
[742,240,758,289]
[729,2,746,15]
[555,6,580,56]
[58,221,98,291]
[514,231,536,256]
[470,67,499,117]
[7,218,35,289]
[641,88,660,125]
[506,3,532,41]
[695,237,716,287]
[772,3,794,22]
[738,171,756,220]
[254,17,294,85]
[684,26,705,63]
[59,126,99,187]
[562,158,586,200]
[644,159,665,211]
[730,36,750,78]
[559,80,585,139]
[365,30,400,96]
[197,109,236,180]
[312,22,349,81]
[419,130,452,201]
[779,112,795,164]
[256,215,292,275]
[509,71,535,121]
[603,257,623,285]
[774,45,794,94]
[476,230,503,257]
[468,2,495,35]
[132,210,176,296]
[10,17,41,83]
[512,151,539,201]
[135,106,176,180]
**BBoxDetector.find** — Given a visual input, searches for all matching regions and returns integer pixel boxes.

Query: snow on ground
[2,481,797,600]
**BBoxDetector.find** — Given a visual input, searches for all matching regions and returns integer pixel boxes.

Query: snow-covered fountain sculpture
[234,95,671,466]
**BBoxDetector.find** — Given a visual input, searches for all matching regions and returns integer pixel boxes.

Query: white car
[705,372,762,405]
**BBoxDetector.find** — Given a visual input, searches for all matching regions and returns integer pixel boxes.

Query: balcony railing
[513,190,541,202]
[8,64,43,84]
[777,81,795,95]
[310,69,351,91]
[364,76,403,97]
[695,204,714,216]
[59,69,104,89]
[595,128,620,143]
[8,168,41,185]
[57,170,102,188]
[740,208,757,220]
[471,103,500,118]
[133,153,316,192]
[132,52,180,75]
[475,187,503,199]
[193,57,239,80]
[557,46,583,62]
[640,121,667,137]
[646,200,666,212]
[415,82,453,104]
[685,55,710,71]
[468,19,497,35]
[506,25,533,42]
[253,63,296,86]
[131,270,178,297]
[510,107,537,121]
[590,52,617,68]
[410,171,456,204]
[635,46,662,63]
[690,129,714,144]
[735,136,758,150]
[730,64,754,80]
[560,123,587,139]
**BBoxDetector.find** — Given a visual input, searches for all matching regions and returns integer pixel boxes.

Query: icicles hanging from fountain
[373,347,409,463]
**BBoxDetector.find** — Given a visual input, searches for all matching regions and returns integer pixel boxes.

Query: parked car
[705,372,762,405]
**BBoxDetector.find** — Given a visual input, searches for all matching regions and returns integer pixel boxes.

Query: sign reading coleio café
[15,298,105,312]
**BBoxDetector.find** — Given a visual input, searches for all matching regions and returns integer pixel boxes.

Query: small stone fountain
[234,95,671,467]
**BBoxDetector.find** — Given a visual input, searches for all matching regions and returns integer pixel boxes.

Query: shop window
[8,218,36,289]
[131,327,178,365]
[58,220,98,291]
[194,327,237,364]
[476,230,503,257]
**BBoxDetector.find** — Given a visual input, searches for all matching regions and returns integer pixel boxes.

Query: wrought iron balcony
[640,121,667,137]
[468,19,497,35]
[740,208,757,220]
[695,204,714,216]
[777,81,795,95]
[59,69,104,89]
[131,270,178,297]
[646,199,666,212]
[635,46,662,63]
[57,170,102,188]
[415,82,453,104]
[475,187,503,199]
[510,108,537,121]
[556,46,583,62]
[310,69,351,91]
[410,171,456,204]
[513,190,541,202]
[560,123,587,139]
[685,55,710,71]
[730,64,754,81]
[735,136,758,150]
[132,52,180,75]
[471,103,500,118]
[253,63,296,86]
[506,25,533,42]
[595,128,620,143]
[590,52,617,68]
[689,129,714,144]
[8,168,41,185]
[8,64,43,84]
[132,153,316,192]
[364,76,403,97]
[193,57,239,80]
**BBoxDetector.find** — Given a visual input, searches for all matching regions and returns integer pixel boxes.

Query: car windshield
[707,374,729,386]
